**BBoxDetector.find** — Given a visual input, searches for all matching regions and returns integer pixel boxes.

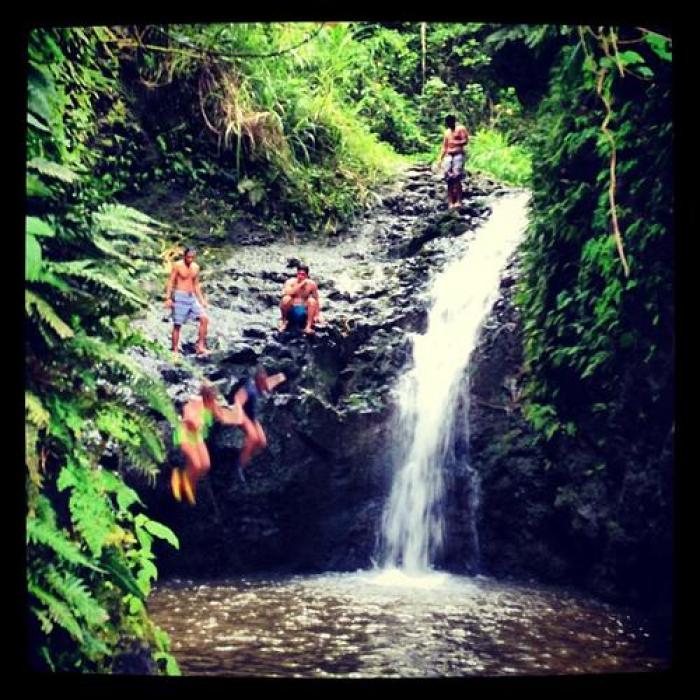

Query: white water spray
[380,193,529,573]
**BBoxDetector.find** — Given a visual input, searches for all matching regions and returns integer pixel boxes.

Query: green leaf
[27,216,55,238]
[26,391,50,428]
[27,173,53,198]
[27,64,54,126]
[101,550,145,601]
[617,50,645,66]
[139,516,180,549]
[28,112,51,133]
[26,234,43,281]
[644,33,672,61]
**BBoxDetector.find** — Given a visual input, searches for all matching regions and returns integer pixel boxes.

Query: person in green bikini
[171,383,242,505]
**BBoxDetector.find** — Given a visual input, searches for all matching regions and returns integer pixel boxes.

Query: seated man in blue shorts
[164,247,210,361]
[437,114,470,210]
[278,264,322,334]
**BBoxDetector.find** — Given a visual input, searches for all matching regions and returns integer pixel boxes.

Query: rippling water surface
[148,570,668,677]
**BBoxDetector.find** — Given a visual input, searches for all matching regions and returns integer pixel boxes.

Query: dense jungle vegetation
[25,22,673,672]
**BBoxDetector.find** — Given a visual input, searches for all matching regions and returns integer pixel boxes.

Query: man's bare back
[444,124,469,155]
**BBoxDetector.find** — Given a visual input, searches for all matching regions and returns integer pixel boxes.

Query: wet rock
[112,640,159,675]
[221,344,259,365]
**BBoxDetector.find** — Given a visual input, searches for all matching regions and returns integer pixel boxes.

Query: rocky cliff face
[130,165,669,642]
[121,162,670,653]
[132,165,515,577]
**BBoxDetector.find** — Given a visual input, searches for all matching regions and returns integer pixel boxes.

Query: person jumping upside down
[171,383,242,505]
[230,367,286,482]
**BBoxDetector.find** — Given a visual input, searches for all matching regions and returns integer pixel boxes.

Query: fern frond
[91,232,140,266]
[25,289,74,339]
[94,203,168,244]
[55,265,144,308]
[26,391,50,428]
[122,442,160,484]
[26,513,101,572]
[73,335,177,424]
[26,423,43,488]
[27,157,81,183]
[35,265,75,295]
[48,394,86,446]
[96,404,166,464]
[27,216,55,238]
[31,605,55,635]
[43,565,109,628]
[28,581,84,643]
[97,468,143,513]
[95,408,140,446]
[57,462,115,559]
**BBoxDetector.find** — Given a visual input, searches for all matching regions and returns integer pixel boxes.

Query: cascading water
[380,192,530,574]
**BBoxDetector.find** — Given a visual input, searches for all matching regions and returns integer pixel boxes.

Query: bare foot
[303,327,315,335]
[278,319,288,331]
[195,347,210,356]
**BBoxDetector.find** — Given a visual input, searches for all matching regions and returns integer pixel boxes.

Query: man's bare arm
[193,267,208,307]
[165,266,178,306]
[438,132,448,160]
[453,127,469,146]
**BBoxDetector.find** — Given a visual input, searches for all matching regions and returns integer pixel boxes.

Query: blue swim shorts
[442,153,466,182]
[288,304,308,328]
[172,290,204,326]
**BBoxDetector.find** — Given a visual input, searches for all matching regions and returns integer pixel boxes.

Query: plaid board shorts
[442,153,466,181]
[172,290,204,326]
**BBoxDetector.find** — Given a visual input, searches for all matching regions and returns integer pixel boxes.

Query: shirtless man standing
[165,247,209,359]
[437,114,470,210]
[279,264,322,335]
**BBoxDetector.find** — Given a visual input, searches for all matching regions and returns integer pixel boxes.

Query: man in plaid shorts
[165,247,209,361]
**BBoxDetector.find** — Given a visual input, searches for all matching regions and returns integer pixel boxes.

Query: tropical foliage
[25,20,673,670]
[27,27,180,673]
[514,25,673,603]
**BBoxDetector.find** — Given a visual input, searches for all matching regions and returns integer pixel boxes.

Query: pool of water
[147,569,669,677]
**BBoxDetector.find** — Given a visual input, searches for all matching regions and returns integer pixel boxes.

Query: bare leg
[239,417,262,469]
[196,315,209,354]
[449,181,460,208]
[279,295,293,330]
[253,421,267,453]
[304,298,319,334]
[180,439,210,504]
[172,325,181,353]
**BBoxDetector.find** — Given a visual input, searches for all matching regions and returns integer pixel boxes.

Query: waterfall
[380,192,529,573]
